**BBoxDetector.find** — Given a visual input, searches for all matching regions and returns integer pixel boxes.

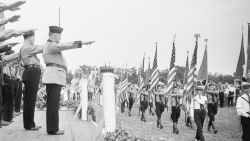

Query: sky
[2,0,250,75]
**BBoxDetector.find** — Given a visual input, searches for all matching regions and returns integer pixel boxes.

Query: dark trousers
[155,102,164,119]
[2,77,14,122]
[241,116,250,141]
[128,97,134,111]
[171,106,181,123]
[46,84,62,132]
[121,101,125,113]
[22,67,41,129]
[140,101,148,120]
[0,85,3,122]
[228,97,234,106]
[219,92,224,107]
[194,109,206,141]
[14,80,22,112]
[208,103,217,128]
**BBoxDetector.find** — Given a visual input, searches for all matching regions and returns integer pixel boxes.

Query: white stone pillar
[80,79,88,120]
[101,68,116,132]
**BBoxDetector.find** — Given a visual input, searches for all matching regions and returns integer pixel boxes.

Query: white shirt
[193,95,207,109]
[236,93,250,118]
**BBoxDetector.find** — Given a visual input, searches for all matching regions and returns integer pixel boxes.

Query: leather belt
[24,64,40,69]
[46,63,67,71]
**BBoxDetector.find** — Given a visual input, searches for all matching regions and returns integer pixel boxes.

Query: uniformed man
[0,48,16,126]
[139,86,149,122]
[169,85,182,134]
[193,86,207,141]
[42,26,93,135]
[236,82,250,141]
[207,84,219,133]
[154,85,165,129]
[20,30,43,130]
[127,84,134,116]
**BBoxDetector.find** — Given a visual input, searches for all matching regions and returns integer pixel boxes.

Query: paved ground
[0,94,242,141]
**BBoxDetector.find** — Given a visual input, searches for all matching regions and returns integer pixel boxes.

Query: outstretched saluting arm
[47,41,95,53]
[0,1,26,13]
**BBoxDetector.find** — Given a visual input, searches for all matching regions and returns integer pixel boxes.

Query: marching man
[154,85,165,129]
[236,82,250,141]
[169,85,182,134]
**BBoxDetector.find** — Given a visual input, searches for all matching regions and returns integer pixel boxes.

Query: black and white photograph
[0,0,249,141]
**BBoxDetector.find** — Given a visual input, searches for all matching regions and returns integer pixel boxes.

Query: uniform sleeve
[2,53,19,64]
[47,42,79,54]
[236,97,249,117]
[25,45,43,55]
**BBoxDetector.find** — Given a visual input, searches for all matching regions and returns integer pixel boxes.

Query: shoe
[25,126,41,131]
[214,130,218,134]
[159,124,163,129]
[48,130,64,135]
[0,121,10,126]
[175,129,179,134]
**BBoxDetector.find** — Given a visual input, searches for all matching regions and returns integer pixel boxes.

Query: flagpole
[58,7,61,27]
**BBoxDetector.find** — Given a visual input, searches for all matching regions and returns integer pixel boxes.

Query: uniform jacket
[42,41,79,86]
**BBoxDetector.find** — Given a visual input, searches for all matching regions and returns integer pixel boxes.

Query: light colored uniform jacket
[42,41,79,86]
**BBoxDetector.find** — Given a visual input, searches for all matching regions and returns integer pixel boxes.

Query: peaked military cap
[23,30,35,38]
[49,26,63,34]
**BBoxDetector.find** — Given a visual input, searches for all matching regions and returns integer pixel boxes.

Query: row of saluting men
[0,26,94,135]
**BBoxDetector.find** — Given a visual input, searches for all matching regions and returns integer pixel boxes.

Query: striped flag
[185,35,199,98]
[149,43,159,102]
[166,40,177,95]
[117,69,129,105]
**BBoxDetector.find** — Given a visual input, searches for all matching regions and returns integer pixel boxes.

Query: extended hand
[7,1,26,11]
[83,41,95,45]
[8,15,20,23]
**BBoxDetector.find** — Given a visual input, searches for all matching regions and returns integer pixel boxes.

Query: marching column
[101,67,116,132]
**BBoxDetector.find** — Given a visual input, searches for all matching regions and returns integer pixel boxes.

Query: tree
[66,71,74,84]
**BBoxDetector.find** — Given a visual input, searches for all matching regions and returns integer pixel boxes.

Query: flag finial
[194,33,200,41]
[173,34,176,42]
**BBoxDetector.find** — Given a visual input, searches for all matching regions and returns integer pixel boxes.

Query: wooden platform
[0,110,104,141]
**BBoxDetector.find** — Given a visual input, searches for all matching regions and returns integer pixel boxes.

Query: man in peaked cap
[236,82,250,141]
[20,30,43,130]
[42,26,94,135]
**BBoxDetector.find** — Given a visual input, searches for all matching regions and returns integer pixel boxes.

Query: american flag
[166,41,177,95]
[185,37,198,98]
[149,43,159,102]
[117,69,129,105]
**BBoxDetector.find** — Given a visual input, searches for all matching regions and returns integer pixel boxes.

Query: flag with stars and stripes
[185,38,198,98]
[149,44,159,102]
[166,40,177,95]
[117,69,129,105]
